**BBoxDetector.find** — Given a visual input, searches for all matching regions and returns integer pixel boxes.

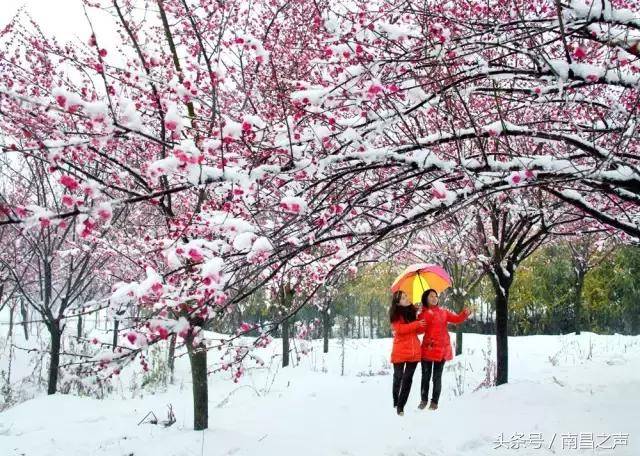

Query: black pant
[392,362,418,410]
[421,360,445,404]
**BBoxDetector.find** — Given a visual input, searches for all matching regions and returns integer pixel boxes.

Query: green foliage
[503,243,640,335]
[509,243,576,335]
[232,245,640,338]
[141,343,169,390]
[584,245,640,334]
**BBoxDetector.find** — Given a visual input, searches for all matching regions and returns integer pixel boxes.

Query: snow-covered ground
[1,328,639,456]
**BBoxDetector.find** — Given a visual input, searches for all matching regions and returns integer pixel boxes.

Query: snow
[280,196,308,214]
[232,232,258,252]
[570,0,640,26]
[561,189,586,203]
[545,59,640,86]
[290,87,330,106]
[250,236,273,253]
[1,332,639,455]
[374,22,421,40]
[222,118,243,140]
[149,156,181,177]
[164,103,183,133]
[200,256,226,289]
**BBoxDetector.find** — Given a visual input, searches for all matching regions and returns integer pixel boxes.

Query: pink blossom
[61,195,75,208]
[432,188,447,199]
[188,248,204,262]
[573,46,587,60]
[157,326,169,340]
[60,175,79,191]
[97,208,112,220]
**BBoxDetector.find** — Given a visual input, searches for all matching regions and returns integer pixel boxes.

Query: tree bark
[574,270,585,335]
[369,301,374,339]
[8,303,14,339]
[77,315,83,340]
[323,306,330,354]
[112,318,119,351]
[282,316,290,367]
[186,339,208,430]
[47,323,61,395]
[20,299,29,341]
[495,288,509,386]
[168,333,177,384]
[455,326,463,356]
[453,295,464,356]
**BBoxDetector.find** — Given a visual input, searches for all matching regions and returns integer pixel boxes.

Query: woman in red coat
[389,290,426,416]
[417,289,471,410]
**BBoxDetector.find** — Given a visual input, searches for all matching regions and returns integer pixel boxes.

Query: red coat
[390,319,424,364]
[418,306,470,362]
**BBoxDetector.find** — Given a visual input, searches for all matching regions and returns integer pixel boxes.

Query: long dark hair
[421,289,438,307]
[389,291,416,323]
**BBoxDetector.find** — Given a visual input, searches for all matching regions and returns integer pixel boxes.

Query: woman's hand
[417,319,427,329]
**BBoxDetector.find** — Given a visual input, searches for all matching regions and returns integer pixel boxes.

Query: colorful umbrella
[390,263,452,305]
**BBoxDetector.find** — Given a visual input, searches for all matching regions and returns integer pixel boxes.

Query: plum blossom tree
[0,156,116,394]
[468,190,584,385]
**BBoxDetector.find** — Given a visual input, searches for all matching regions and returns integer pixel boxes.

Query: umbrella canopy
[390,263,452,305]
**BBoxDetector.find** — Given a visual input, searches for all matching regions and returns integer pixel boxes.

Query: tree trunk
[453,295,464,356]
[495,288,509,386]
[47,323,61,395]
[186,340,208,430]
[340,317,346,376]
[112,318,119,351]
[282,317,290,367]
[168,333,177,384]
[77,315,83,339]
[369,301,374,339]
[574,270,585,335]
[20,299,29,341]
[235,306,243,332]
[8,303,14,339]
[323,307,330,354]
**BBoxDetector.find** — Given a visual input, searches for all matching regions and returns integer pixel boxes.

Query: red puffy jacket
[390,319,425,364]
[418,306,470,362]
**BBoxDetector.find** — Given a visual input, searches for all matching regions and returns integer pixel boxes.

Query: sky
[1,0,116,44]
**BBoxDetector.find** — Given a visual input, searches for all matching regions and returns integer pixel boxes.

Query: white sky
[2,0,116,45]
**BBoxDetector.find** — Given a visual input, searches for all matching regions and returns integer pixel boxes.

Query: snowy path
[1,333,639,456]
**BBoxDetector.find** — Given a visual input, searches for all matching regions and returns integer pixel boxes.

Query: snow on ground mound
[1,333,639,456]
